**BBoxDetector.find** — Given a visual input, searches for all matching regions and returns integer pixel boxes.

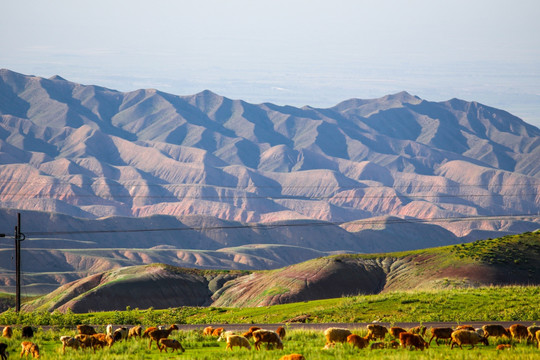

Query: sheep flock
[0,322,538,358]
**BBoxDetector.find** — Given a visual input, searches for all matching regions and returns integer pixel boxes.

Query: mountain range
[0,69,539,294]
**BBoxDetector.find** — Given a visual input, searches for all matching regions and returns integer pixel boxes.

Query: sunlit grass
[1,328,538,360]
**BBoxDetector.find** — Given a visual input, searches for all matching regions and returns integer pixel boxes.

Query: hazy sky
[2,0,540,127]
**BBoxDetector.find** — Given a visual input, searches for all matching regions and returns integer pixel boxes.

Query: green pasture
[0,284,538,358]
[1,327,539,360]
[1,285,537,326]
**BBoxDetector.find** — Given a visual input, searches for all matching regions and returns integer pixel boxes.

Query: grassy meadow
[0,285,538,359]
[1,325,539,360]
[3,285,535,326]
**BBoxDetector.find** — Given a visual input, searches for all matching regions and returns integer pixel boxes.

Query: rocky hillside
[1,69,538,228]
[1,69,539,294]
[23,231,540,312]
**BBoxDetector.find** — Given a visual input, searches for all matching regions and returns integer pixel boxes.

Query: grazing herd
[323,322,540,353]
[0,322,537,358]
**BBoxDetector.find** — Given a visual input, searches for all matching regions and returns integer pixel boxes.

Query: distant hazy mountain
[0,69,539,294]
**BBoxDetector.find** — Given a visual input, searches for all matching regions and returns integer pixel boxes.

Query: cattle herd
[0,322,538,358]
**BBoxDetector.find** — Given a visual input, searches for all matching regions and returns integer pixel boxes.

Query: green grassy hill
[21,231,540,312]
[212,231,540,307]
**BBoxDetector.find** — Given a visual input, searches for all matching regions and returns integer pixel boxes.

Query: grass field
[0,286,538,358]
[1,326,539,360]
[0,285,538,328]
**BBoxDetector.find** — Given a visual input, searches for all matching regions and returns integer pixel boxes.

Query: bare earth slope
[1,69,538,226]
[23,231,540,312]
[1,69,539,293]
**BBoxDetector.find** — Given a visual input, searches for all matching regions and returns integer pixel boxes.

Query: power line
[1,180,538,189]
[0,191,537,201]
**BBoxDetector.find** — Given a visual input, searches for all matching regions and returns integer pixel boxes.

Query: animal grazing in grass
[142,326,158,338]
[225,335,251,350]
[482,324,510,338]
[1,326,12,339]
[366,324,388,340]
[20,341,40,359]
[276,326,286,339]
[346,334,370,349]
[428,327,453,346]
[389,326,407,339]
[74,334,94,351]
[399,332,428,351]
[77,324,97,335]
[21,326,34,338]
[91,333,115,350]
[158,338,185,353]
[113,327,128,342]
[203,326,214,336]
[279,354,305,360]
[217,331,235,341]
[324,327,352,345]
[148,324,179,349]
[496,344,513,350]
[212,327,225,337]
[508,324,528,341]
[60,335,82,353]
[242,326,261,338]
[455,325,475,331]
[252,329,283,350]
[128,325,143,338]
[0,342,7,360]
[527,325,540,344]
[450,330,489,349]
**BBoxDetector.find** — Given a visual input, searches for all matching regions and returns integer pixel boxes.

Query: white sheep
[324,327,352,345]
[225,335,252,350]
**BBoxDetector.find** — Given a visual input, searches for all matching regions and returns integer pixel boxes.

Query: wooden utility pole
[0,213,25,312]
[14,213,24,312]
